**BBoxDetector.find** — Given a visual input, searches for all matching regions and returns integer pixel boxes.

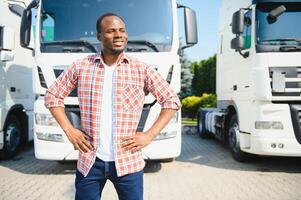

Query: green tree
[179,44,193,99]
[191,54,216,95]
[181,93,217,119]
[181,96,202,119]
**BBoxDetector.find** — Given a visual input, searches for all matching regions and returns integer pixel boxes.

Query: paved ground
[1,126,301,200]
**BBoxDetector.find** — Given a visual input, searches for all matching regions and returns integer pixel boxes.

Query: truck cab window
[256,3,301,52]
[243,11,252,49]
[41,11,55,42]
[40,0,173,52]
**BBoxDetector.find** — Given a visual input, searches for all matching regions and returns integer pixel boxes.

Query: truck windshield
[40,0,173,53]
[256,2,301,52]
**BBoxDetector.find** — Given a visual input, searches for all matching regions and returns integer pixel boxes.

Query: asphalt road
[1,126,301,200]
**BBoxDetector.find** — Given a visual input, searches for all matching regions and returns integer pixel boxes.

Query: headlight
[36,132,64,142]
[35,113,59,126]
[154,131,177,141]
[255,121,284,130]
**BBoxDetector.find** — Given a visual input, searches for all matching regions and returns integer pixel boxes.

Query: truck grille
[269,67,301,97]
[65,105,81,129]
[54,69,78,97]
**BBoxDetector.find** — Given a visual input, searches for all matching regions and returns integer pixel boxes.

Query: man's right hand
[65,128,94,153]
[48,107,94,153]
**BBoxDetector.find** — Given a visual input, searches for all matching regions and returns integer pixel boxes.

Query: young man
[45,13,181,200]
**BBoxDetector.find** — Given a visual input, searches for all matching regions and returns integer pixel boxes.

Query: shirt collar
[93,52,129,66]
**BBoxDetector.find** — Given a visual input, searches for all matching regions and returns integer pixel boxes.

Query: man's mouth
[113,40,123,46]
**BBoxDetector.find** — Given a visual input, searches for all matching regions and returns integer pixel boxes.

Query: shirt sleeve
[44,62,78,108]
[144,65,181,110]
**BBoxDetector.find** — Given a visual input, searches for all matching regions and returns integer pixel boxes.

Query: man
[45,13,181,200]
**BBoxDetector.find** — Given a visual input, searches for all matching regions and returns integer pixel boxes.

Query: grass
[181,118,197,126]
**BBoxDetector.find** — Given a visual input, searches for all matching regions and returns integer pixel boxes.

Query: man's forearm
[146,108,177,139]
[49,107,74,135]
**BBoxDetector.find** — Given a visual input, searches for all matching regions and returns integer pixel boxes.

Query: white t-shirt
[96,62,116,161]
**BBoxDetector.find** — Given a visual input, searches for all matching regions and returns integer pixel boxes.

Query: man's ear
[97,33,102,42]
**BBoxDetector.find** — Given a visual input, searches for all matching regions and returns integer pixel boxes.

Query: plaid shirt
[45,53,181,177]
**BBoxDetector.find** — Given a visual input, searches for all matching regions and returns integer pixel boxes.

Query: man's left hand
[121,132,154,153]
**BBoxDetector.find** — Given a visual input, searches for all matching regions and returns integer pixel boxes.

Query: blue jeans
[75,157,143,200]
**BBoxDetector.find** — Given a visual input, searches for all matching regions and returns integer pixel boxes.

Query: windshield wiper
[260,38,301,45]
[126,47,149,52]
[279,45,301,52]
[127,40,159,52]
[43,40,98,53]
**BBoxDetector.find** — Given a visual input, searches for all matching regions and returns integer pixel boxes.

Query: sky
[177,0,222,62]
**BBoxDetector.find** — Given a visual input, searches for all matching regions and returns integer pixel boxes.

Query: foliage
[179,52,217,118]
[181,93,217,119]
[200,93,217,108]
[179,44,193,99]
[191,54,216,96]
[181,96,202,119]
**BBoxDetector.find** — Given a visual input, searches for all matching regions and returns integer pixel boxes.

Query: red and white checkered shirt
[45,53,181,177]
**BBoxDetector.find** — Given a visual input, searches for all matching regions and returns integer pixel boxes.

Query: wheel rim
[229,122,240,153]
[5,123,21,152]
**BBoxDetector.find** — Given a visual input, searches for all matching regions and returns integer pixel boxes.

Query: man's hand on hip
[48,107,94,153]
[121,132,154,153]
[65,128,94,153]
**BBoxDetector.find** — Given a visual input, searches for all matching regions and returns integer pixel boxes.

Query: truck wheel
[0,116,22,159]
[228,114,252,162]
[197,110,210,138]
[161,158,175,162]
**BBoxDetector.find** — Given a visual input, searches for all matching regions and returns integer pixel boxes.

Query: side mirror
[0,26,15,51]
[232,10,244,34]
[20,9,32,47]
[184,7,198,46]
[20,0,39,48]
[231,36,249,58]
[231,35,244,50]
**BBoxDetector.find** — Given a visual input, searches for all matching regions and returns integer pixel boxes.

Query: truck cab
[0,0,34,159]
[20,0,197,161]
[198,0,301,161]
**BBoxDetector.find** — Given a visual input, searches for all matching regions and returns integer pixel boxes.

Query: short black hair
[96,13,125,33]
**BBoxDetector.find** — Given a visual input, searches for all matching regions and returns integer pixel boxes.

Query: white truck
[20,0,197,161]
[0,0,34,159]
[198,0,301,161]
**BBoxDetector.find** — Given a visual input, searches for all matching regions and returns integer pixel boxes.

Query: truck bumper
[34,125,79,160]
[245,136,301,156]
[34,95,182,161]
[34,126,181,161]
[243,103,301,156]
[0,131,4,150]
[142,131,181,160]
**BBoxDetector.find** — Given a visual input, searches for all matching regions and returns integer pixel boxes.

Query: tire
[228,114,253,162]
[197,110,210,139]
[0,116,22,159]
[160,158,175,162]
[56,160,76,164]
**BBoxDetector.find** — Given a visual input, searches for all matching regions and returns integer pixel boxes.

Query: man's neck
[102,51,123,66]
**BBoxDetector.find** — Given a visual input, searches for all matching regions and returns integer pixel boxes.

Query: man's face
[97,16,128,55]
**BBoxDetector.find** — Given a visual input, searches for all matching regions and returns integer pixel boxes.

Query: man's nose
[114,30,123,38]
